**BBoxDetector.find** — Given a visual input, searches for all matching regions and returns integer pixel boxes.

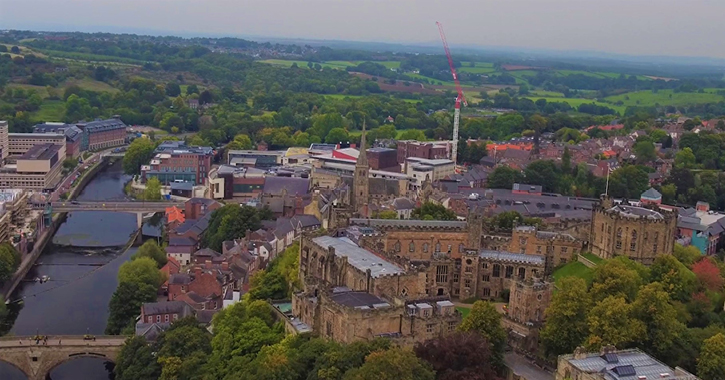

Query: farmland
[604,89,725,108]
[523,96,627,114]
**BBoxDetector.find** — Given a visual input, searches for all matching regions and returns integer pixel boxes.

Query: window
[453,273,459,283]
[448,321,456,332]
[435,242,441,252]
[464,278,471,288]
[536,245,542,253]
[401,287,408,297]
[447,244,452,252]
[165,314,169,322]
[483,288,491,296]
[173,314,178,320]
[630,230,637,251]
[423,243,429,253]
[505,266,514,279]
[482,274,490,282]
[426,323,435,333]
[465,266,473,273]
[616,228,623,249]
[482,263,488,269]
[518,267,526,279]
[395,241,401,252]
[519,237,528,246]
[546,245,554,254]
[156,315,161,323]
[409,241,415,252]
[436,265,448,283]
[561,247,568,254]
[147,316,153,323]
[326,321,333,337]
[423,309,430,317]
[492,264,501,277]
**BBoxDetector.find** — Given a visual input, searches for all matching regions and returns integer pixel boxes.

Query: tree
[675,147,696,169]
[375,210,399,219]
[632,282,686,357]
[186,84,199,95]
[673,244,701,267]
[0,45,6,52]
[608,165,649,199]
[133,240,167,268]
[123,138,156,175]
[590,258,645,302]
[342,348,435,380]
[118,257,164,289]
[414,331,502,380]
[203,204,263,252]
[226,133,253,151]
[650,255,696,301]
[561,147,572,174]
[399,129,426,141]
[540,277,591,358]
[457,301,506,367]
[697,333,725,380]
[198,90,213,105]
[524,160,560,192]
[0,243,20,285]
[10,46,20,54]
[143,177,163,201]
[115,336,161,380]
[692,258,723,292]
[106,281,158,334]
[633,141,657,164]
[487,166,524,189]
[325,127,350,144]
[586,296,645,350]
[412,202,457,221]
[165,82,181,97]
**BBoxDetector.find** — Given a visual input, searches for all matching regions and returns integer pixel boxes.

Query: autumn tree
[457,301,506,367]
[692,258,723,292]
[697,333,725,380]
[586,296,645,350]
[540,277,591,358]
[414,331,502,379]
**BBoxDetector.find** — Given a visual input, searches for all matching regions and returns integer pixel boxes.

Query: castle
[589,197,677,265]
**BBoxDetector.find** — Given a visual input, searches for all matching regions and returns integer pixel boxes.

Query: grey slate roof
[169,236,197,246]
[312,236,404,277]
[141,301,195,316]
[640,188,662,200]
[330,291,388,308]
[350,218,467,229]
[609,205,664,220]
[263,177,310,195]
[76,118,126,132]
[479,250,545,265]
[565,349,696,380]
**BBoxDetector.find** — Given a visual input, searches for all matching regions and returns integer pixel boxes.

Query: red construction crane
[436,21,466,165]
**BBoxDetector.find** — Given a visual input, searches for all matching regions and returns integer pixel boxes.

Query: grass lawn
[456,306,471,318]
[581,252,604,264]
[32,100,65,122]
[6,83,49,97]
[552,261,595,287]
[458,66,497,74]
[528,90,564,97]
[62,78,119,93]
[605,89,724,108]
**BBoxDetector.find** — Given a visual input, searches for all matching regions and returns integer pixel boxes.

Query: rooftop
[565,348,698,380]
[18,143,60,161]
[641,188,662,200]
[329,289,389,308]
[312,236,404,278]
[77,118,126,132]
[479,250,545,265]
[406,157,454,166]
[609,205,664,220]
[350,218,467,229]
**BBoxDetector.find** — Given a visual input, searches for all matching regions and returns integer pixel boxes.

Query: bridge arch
[0,336,125,380]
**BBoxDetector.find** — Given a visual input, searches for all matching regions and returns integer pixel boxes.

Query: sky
[1,0,724,59]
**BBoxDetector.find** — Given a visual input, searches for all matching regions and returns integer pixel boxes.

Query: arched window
[394,241,401,252]
[435,242,441,252]
[493,264,501,277]
[409,241,415,252]
[359,279,364,290]
[615,228,622,249]
[630,230,637,251]
[459,243,465,253]
[423,243,429,253]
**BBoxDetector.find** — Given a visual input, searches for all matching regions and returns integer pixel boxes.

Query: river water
[0,160,140,380]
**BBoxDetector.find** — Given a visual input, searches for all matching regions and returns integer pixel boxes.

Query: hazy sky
[2,0,724,58]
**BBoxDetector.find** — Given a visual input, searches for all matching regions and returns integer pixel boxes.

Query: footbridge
[39,201,183,213]
[0,335,126,380]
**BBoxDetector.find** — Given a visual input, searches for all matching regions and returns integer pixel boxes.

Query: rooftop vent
[602,353,619,363]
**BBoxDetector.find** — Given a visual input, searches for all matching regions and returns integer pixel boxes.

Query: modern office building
[8,133,66,161]
[0,144,63,190]
[141,143,213,185]
[0,121,8,162]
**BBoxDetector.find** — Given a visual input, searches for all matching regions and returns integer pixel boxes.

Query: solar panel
[613,365,636,377]
[602,353,619,363]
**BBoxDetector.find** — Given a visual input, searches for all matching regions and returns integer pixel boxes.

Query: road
[50,149,114,202]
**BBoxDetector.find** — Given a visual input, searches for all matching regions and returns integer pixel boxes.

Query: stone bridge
[0,335,126,380]
[37,201,182,213]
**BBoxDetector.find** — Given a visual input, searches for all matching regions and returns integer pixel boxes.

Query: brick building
[139,300,195,324]
[76,117,126,151]
[141,142,213,185]
[397,140,452,164]
[33,122,83,158]
[590,198,677,265]
[366,147,399,171]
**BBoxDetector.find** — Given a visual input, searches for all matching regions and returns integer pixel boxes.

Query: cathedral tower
[353,122,370,217]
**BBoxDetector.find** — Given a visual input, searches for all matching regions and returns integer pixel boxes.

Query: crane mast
[436,21,466,166]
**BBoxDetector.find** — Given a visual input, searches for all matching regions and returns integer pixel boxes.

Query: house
[167,266,224,311]
[139,300,195,325]
[391,197,416,219]
[166,237,197,265]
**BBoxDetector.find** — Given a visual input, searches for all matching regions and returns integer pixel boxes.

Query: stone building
[353,124,370,217]
[507,226,582,274]
[292,234,461,345]
[590,198,677,265]
[556,347,699,380]
[502,277,552,354]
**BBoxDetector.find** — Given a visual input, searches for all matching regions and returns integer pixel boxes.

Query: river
[0,160,141,380]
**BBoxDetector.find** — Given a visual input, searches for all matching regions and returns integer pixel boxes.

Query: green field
[32,100,65,121]
[63,78,119,93]
[605,89,724,108]
[6,83,49,97]
[456,306,471,318]
[581,252,604,264]
[552,261,594,287]
[259,59,401,70]
[524,96,627,114]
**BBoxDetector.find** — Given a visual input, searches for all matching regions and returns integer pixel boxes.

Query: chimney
[350,143,357,149]
[193,266,202,278]
[221,261,229,271]
[205,259,212,269]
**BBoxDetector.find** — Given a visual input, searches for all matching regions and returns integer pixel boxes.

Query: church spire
[356,121,368,167]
